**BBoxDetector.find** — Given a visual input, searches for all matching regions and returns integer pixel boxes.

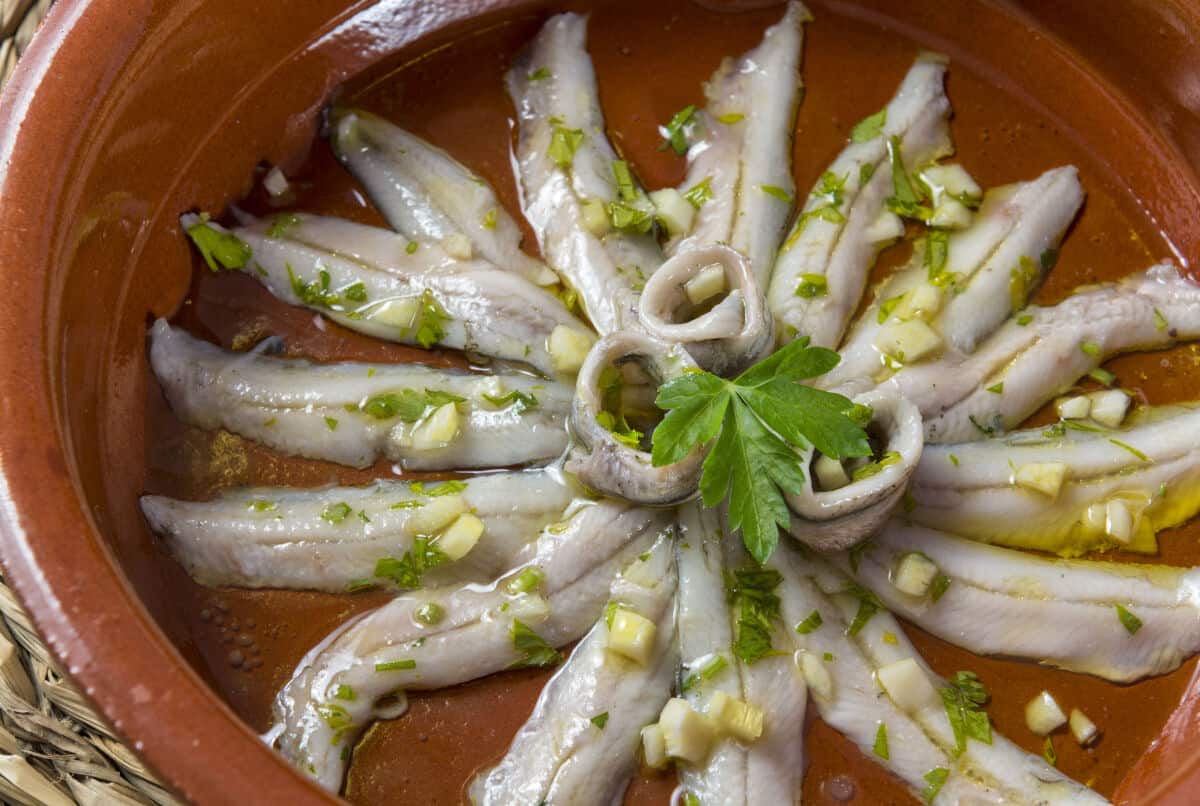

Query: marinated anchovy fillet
[567,332,704,504]
[506,12,663,334]
[880,263,1200,443]
[784,550,1105,804]
[825,166,1084,390]
[141,470,575,592]
[911,403,1200,555]
[331,110,557,286]
[671,1,809,288]
[149,321,572,470]
[469,535,677,806]
[785,388,923,550]
[837,522,1200,682]
[638,245,772,376]
[674,504,807,805]
[769,55,952,348]
[272,501,671,791]
[182,213,595,377]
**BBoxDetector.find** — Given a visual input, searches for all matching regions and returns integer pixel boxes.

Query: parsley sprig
[651,339,871,562]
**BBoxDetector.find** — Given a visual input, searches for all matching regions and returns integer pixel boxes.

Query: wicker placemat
[1,2,183,804]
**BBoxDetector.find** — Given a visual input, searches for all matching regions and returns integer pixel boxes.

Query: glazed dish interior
[47,0,1200,803]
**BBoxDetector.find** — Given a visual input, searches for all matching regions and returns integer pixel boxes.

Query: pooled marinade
[271,501,671,791]
[505,12,663,334]
[786,550,1105,804]
[823,165,1084,391]
[183,213,595,377]
[768,55,953,348]
[837,521,1200,682]
[330,110,557,286]
[882,263,1200,443]
[141,470,576,592]
[911,403,1200,555]
[469,536,677,806]
[149,321,572,470]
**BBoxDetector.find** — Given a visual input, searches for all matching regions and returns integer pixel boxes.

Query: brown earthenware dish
[2,0,1200,803]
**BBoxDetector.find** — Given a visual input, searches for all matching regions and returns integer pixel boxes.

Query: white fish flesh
[148,320,571,470]
[140,470,576,592]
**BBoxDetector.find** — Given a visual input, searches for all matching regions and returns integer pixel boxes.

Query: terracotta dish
[2,0,1200,803]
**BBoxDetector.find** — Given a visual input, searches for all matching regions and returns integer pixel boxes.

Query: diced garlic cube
[548,325,595,374]
[874,320,943,363]
[1080,502,1107,535]
[370,297,420,329]
[581,198,611,237]
[684,263,727,306]
[1105,498,1134,543]
[813,454,851,492]
[410,403,460,450]
[607,607,657,666]
[435,513,484,561]
[1025,691,1067,736]
[263,166,290,197]
[1069,708,1099,746]
[877,658,938,713]
[894,283,944,321]
[650,188,696,237]
[406,495,468,535]
[1056,396,1092,421]
[864,210,905,244]
[798,652,833,701]
[1088,390,1131,428]
[893,552,940,597]
[1014,462,1068,499]
[929,198,973,229]
[442,233,473,260]
[658,698,715,765]
[641,724,668,769]
[920,164,983,204]
[707,691,764,742]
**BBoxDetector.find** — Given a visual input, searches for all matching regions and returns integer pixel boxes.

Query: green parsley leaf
[374,658,416,672]
[1115,603,1143,634]
[482,389,539,413]
[549,125,585,169]
[597,410,645,449]
[505,566,545,595]
[415,603,444,625]
[661,104,697,155]
[606,200,654,234]
[508,620,562,669]
[482,209,498,229]
[925,230,950,284]
[361,389,431,421]
[795,609,823,634]
[334,684,357,701]
[321,502,352,524]
[1155,308,1169,332]
[873,722,890,759]
[921,768,949,803]
[248,499,277,512]
[1017,314,1033,326]
[986,382,1004,395]
[844,582,882,637]
[681,654,729,692]
[374,537,449,590]
[411,290,451,348]
[612,160,638,202]
[410,480,467,497]
[527,67,552,81]
[939,671,992,754]
[795,273,828,298]
[930,574,952,602]
[266,213,301,238]
[683,177,714,209]
[850,108,887,143]
[324,415,339,431]
[186,219,252,271]
[590,712,610,729]
[728,566,783,664]
[760,184,794,204]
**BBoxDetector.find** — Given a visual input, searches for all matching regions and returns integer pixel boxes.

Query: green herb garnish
[728,566,784,664]
[939,671,992,754]
[850,108,887,143]
[374,658,416,672]
[795,273,828,298]
[590,712,610,730]
[186,218,252,271]
[1080,341,1101,357]
[921,768,949,803]
[508,620,562,669]
[321,502,352,524]
[612,160,638,202]
[681,654,729,692]
[1044,736,1057,766]
[844,583,882,637]
[795,609,823,635]
[549,125,585,169]
[1110,439,1149,462]
[374,537,449,590]
[483,389,539,413]
[1116,604,1143,634]
[661,104,697,154]
[527,67,552,81]
[760,184,794,204]
[651,338,871,561]
[930,574,952,602]
[873,722,890,759]
[683,177,714,209]
[409,480,468,497]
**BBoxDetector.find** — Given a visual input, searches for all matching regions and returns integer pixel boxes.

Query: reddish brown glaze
[2,1,1200,804]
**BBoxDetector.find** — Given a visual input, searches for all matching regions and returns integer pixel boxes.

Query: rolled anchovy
[785,388,923,550]
[141,470,576,592]
[567,331,704,504]
[469,535,677,806]
[505,12,663,334]
[638,245,772,375]
[148,320,571,470]
[784,549,1106,804]
[671,1,809,289]
[911,403,1200,555]
[674,504,807,805]
[271,501,671,792]
[836,521,1200,682]
[824,166,1084,390]
[885,263,1200,443]
[769,55,952,348]
[182,213,595,378]
[330,110,557,286]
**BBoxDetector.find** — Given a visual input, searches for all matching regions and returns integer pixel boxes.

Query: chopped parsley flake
[939,671,992,754]
[266,213,301,238]
[683,177,714,209]
[1110,439,1149,462]
[590,712,610,730]
[921,768,949,803]
[843,583,882,637]
[321,502,352,524]
[728,566,784,664]
[930,574,952,602]
[1116,604,1143,634]
[185,218,252,271]
[410,480,468,497]
[795,609,823,635]
[482,209,498,230]
[986,382,1004,395]
[795,273,828,298]
[760,184,794,204]
[873,722,890,759]
[850,108,887,143]
[374,658,416,672]
[717,112,745,124]
[483,389,539,413]
[681,654,729,692]
[508,620,562,669]
[549,125,585,169]
[1080,341,1101,357]
[660,104,697,155]
[611,160,638,202]
[527,67,551,81]
[374,538,449,590]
